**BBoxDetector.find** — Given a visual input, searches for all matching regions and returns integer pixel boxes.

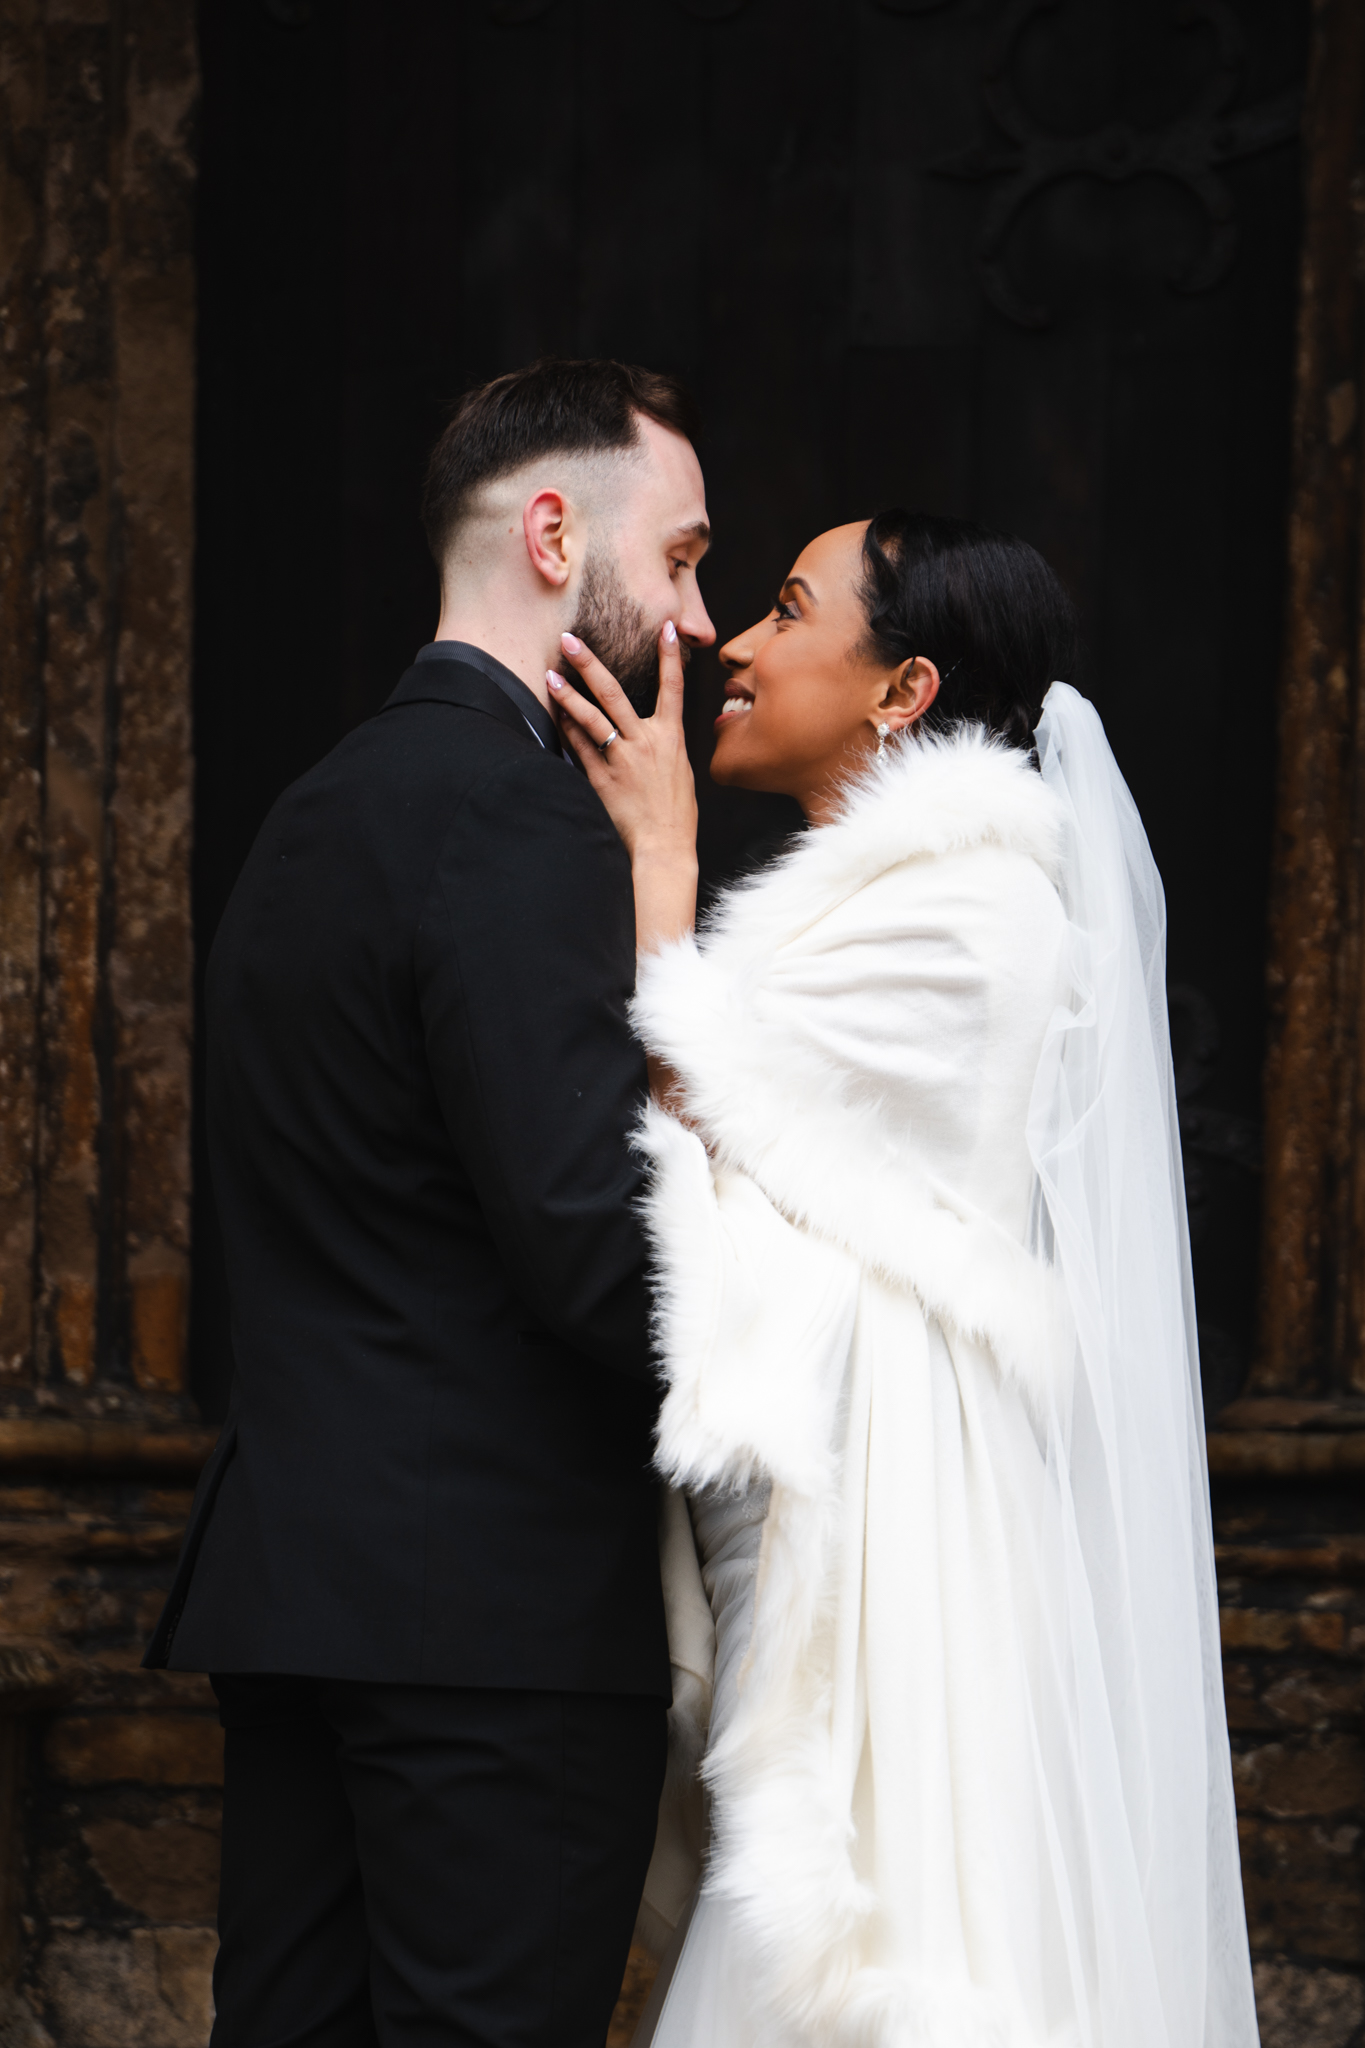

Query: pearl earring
[876,723,891,757]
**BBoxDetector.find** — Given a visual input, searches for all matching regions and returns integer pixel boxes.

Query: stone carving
[1259,0,1365,1396]
[0,0,195,1402]
[1252,1961,1365,2048]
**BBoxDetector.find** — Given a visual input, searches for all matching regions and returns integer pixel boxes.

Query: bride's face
[711,523,937,823]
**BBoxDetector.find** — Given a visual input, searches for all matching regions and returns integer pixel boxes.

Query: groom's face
[568,417,715,714]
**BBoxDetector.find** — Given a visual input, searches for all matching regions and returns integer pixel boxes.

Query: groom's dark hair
[423,358,702,567]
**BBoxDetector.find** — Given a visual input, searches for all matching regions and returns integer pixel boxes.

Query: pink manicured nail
[546,671,565,691]
[663,620,678,646]
[561,632,583,655]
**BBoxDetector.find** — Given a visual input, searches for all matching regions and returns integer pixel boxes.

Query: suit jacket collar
[382,660,532,749]
[400,640,563,755]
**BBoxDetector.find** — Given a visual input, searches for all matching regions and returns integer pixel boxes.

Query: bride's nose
[719,622,761,674]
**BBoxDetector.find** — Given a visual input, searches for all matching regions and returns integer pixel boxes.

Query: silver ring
[598,729,618,754]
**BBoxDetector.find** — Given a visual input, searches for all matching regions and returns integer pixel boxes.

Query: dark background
[191,0,1308,1421]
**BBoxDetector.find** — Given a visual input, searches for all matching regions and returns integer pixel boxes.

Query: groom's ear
[522,488,573,588]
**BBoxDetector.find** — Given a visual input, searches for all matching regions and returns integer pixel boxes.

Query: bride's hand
[548,622,699,952]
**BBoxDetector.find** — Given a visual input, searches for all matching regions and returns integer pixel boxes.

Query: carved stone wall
[0,1445,220,2048]
[0,4,215,2041]
[1209,1412,1365,2048]
[1260,0,1365,1398]
[0,0,195,1411]
[1220,2,1365,2038]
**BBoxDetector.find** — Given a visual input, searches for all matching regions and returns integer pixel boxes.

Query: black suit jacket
[145,656,669,1698]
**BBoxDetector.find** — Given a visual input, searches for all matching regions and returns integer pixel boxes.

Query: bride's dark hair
[858,511,1078,753]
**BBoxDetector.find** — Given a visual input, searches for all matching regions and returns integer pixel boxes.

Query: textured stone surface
[1219,1477,1365,2031]
[1257,0,1365,1392]
[1262,1667,1365,1728]
[1233,1734,1365,1820]
[82,1818,219,1924]
[108,0,195,1396]
[0,0,195,1404]
[0,0,46,1389]
[37,6,115,1392]
[1239,1816,1365,1963]
[1222,1607,1355,1654]
[1253,1959,1365,2048]
[607,1943,659,2048]
[0,1989,50,2048]
[45,1717,223,1790]
[39,1928,213,2048]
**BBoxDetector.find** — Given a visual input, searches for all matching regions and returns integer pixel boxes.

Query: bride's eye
[773,597,797,623]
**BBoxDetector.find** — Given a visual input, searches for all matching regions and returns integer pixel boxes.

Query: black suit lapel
[507,691,562,755]
[383,662,543,747]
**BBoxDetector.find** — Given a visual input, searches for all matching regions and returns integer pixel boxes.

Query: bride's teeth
[721,698,753,716]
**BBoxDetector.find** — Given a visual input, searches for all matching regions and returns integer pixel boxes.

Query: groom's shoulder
[439,745,626,871]
[306,679,527,817]
[284,681,612,869]
[364,690,602,824]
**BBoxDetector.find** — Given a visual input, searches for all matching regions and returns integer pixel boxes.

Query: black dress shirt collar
[415,641,562,756]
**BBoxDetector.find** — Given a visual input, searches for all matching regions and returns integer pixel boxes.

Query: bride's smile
[713,683,752,725]
[708,521,941,824]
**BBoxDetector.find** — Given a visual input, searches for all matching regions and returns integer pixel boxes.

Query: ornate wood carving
[1257,0,1365,1395]
[937,0,1301,329]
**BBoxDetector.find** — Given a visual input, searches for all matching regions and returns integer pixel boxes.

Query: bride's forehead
[788,522,869,596]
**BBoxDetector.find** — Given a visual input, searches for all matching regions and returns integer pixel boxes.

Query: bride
[547,512,1258,2048]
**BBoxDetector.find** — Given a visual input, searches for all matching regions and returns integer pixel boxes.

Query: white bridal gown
[636,1479,772,2048]
[628,693,1258,2048]
[636,1310,1080,2048]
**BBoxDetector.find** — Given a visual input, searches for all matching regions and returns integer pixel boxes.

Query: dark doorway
[192,0,1307,1420]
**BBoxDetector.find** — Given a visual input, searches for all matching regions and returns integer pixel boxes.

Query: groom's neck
[431,601,560,714]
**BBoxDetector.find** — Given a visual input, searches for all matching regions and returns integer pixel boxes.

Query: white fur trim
[633,730,1073,1407]
[636,1105,861,1499]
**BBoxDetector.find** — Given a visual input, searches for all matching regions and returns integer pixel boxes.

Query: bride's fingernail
[546,671,565,691]
[663,620,678,646]
[561,632,583,655]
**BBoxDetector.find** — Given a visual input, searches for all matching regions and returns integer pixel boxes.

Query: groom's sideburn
[144,649,669,2047]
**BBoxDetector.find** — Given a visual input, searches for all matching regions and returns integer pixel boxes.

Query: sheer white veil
[1027,682,1258,2047]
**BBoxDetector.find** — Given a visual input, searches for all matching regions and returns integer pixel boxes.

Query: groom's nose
[679,590,717,651]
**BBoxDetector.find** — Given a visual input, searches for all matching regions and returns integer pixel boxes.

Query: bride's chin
[708,732,748,787]
[709,740,773,791]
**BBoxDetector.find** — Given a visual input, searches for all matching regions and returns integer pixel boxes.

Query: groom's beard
[568,549,669,716]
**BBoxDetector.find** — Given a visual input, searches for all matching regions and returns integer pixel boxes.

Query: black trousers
[210,1674,667,2048]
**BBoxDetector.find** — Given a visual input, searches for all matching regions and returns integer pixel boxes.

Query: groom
[145,358,714,2045]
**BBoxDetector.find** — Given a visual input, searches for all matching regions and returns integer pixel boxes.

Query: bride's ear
[878,656,941,735]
